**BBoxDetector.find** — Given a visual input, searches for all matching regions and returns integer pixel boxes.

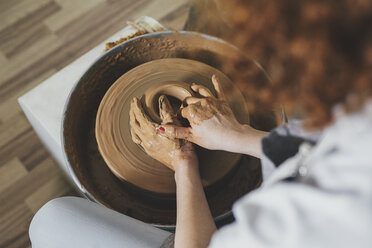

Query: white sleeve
[260,152,276,181]
[209,182,372,248]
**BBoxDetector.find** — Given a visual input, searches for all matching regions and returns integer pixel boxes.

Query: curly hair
[215,0,372,128]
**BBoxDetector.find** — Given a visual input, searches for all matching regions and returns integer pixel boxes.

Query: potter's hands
[160,75,245,150]
[130,95,198,171]
[161,75,268,157]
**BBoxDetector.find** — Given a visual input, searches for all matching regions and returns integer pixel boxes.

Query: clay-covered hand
[160,75,256,152]
[129,95,198,171]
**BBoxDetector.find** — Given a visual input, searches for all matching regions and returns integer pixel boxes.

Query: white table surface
[18,16,161,176]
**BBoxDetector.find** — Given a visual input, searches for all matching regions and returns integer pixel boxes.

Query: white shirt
[209,102,372,248]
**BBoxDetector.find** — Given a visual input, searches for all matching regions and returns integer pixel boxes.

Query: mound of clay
[95,58,249,194]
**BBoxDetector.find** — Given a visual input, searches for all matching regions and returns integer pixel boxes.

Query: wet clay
[63,31,278,227]
[143,81,192,124]
[95,58,249,194]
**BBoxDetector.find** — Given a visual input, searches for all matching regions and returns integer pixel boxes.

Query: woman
[131,0,372,247]
[30,0,372,247]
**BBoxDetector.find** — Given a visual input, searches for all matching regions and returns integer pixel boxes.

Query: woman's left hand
[129,95,198,171]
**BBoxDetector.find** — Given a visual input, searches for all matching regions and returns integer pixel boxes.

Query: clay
[63,31,278,227]
[95,58,249,194]
[143,81,193,124]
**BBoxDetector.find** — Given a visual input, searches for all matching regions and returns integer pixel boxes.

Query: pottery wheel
[96,58,249,194]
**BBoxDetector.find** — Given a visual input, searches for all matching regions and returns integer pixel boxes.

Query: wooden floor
[0,1,189,247]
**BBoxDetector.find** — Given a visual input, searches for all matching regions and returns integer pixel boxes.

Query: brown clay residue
[105,30,147,51]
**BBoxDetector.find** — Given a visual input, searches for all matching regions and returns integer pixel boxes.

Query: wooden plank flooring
[0,1,189,247]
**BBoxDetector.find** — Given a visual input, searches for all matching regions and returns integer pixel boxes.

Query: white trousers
[29,197,171,248]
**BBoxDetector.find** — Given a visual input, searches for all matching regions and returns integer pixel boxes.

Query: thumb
[159,95,177,125]
[158,124,192,140]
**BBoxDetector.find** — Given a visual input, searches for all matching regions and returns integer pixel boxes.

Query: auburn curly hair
[204,0,372,128]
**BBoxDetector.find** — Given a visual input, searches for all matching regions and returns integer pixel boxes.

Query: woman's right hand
[160,75,267,157]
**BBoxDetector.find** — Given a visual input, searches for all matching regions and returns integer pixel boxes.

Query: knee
[29,196,84,246]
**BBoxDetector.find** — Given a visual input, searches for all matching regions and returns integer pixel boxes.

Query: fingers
[130,127,141,144]
[129,99,146,145]
[129,109,143,145]
[211,74,225,99]
[159,95,177,125]
[180,106,190,119]
[180,103,202,120]
[191,83,214,97]
[130,97,154,126]
[184,96,203,105]
[130,97,159,147]
[160,124,192,140]
[159,95,174,115]
[129,103,140,128]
